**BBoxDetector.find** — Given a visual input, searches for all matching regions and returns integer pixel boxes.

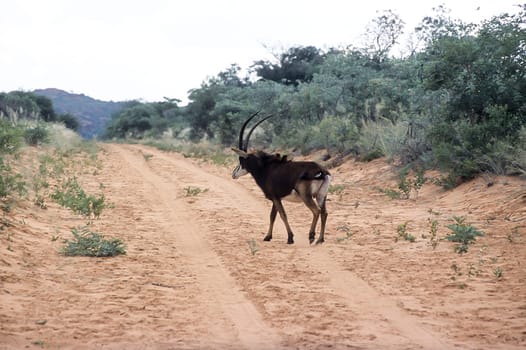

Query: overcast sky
[0,0,520,104]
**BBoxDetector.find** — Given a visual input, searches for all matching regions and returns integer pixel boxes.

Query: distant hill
[33,88,127,138]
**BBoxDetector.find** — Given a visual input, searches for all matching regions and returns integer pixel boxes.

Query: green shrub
[328,184,347,196]
[446,216,484,254]
[0,158,26,200]
[431,140,480,188]
[479,137,526,176]
[56,113,80,131]
[274,116,359,155]
[374,186,401,199]
[376,167,426,199]
[0,120,24,155]
[24,125,49,146]
[62,226,126,257]
[274,121,318,155]
[429,109,526,187]
[0,121,27,210]
[395,222,416,242]
[357,118,409,161]
[359,148,384,162]
[51,177,107,218]
[183,186,208,197]
[316,115,359,153]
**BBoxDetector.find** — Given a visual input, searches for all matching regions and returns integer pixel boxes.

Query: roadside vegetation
[62,226,126,257]
[0,92,123,257]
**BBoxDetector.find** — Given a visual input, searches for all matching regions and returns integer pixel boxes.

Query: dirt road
[1,144,525,349]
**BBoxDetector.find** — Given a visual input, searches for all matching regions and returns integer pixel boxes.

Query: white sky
[0,0,520,104]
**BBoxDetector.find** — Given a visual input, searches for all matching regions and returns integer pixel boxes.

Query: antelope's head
[232,111,273,179]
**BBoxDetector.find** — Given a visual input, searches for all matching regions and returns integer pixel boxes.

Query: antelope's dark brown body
[232,113,331,244]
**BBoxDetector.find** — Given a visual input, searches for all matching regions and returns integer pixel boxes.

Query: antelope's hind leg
[297,180,322,244]
[302,196,321,244]
[314,175,331,244]
[316,198,328,244]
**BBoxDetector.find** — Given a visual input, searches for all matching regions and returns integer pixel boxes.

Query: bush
[0,120,24,155]
[57,113,80,131]
[272,115,360,155]
[51,177,107,218]
[446,216,484,254]
[47,123,85,151]
[0,121,26,206]
[24,125,49,146]
[357,118,409,161]
[428,105,526,187]
[316,115,359,153]
[274,121,318,154]
[62,226,126,257]
[0,158,26,200]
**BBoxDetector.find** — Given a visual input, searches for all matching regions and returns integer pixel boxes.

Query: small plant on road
[183,186,208,197]
[62,226,126,257]
[446,216,484,254]
[376,168,426,200]
[428,218,439,249]
[329,184,347,200]
[51,177,108,218]
[395,222,416,242]
[247,238,259,255]
[0,159,27,207]
[494,267,503,280]
[336,224,354,242]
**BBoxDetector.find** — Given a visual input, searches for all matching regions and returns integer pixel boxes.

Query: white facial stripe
[232,164,249,179]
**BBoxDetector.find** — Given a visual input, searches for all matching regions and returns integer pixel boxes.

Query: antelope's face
[232,148,249,179]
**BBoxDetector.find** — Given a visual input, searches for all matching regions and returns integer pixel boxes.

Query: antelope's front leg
[273,199,294,244]
[263,203,277,241]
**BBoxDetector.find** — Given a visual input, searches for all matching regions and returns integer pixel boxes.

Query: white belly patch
[283,175,332,206]
[283,190,303,203]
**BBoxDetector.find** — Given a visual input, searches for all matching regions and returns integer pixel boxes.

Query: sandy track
[1,143,525,349]
[113,145,282,349]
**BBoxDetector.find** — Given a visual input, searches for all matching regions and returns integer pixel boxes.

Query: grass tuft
[446,216,484,254]
[62,226,126,257]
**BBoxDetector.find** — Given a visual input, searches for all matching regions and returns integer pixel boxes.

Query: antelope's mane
[253,150,289,164]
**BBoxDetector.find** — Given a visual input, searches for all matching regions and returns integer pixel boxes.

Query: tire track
[112,144,283,350]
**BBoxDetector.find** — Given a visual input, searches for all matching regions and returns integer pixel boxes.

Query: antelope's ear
[231,147,248,158]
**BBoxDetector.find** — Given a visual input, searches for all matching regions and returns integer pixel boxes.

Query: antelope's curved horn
[244,114,274,151]
[239,111,261,150]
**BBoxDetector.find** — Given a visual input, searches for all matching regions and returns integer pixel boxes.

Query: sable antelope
[232,112,332,244]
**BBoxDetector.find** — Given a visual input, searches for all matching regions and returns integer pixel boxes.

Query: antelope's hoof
[315,238,324,245]
[263,235,272,242]
[309,237,315,244]
[287,238,294,244]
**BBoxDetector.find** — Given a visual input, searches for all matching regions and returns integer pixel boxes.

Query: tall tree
[251,46,325,86]
[362,10,405,63]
